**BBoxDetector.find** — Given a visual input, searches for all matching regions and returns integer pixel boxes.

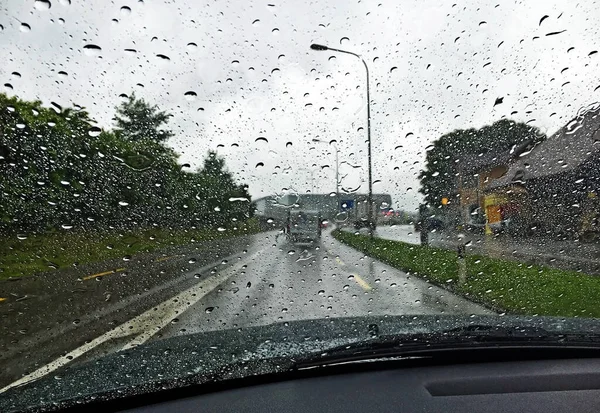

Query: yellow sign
[441,197,449,205]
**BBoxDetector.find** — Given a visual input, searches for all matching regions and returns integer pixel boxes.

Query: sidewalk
[374,225,600,275]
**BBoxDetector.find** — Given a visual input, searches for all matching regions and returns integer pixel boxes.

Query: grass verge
[0,218,261,279]
[334,229,600,318]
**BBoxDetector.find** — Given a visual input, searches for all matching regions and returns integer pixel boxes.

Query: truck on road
[286,209,322,244]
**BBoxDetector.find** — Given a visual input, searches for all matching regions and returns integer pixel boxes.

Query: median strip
[333,229,600,318]
[82,268,126,281]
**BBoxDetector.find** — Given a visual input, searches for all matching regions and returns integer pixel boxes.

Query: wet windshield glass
[2,0,600,405]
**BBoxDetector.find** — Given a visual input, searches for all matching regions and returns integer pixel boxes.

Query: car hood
[3,314,600,412]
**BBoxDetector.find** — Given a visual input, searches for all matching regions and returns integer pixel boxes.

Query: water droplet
[83,44,102,56]
[390,66,398,73]
[539,15,549,26]
[20,23,31,32]
[255,162,264,169]
[188,258,197,264]
[271,68,280,75]
[252,19,260,26]
[272,27,279,34]
[255,137,268,143]
[17,234,28,240]
[184,91,197,101]
[123,255,132,261]
[318,290,325,296]
[34,0,52,10]
[205,306,215,314]
[479,21,487,26]
[340,36,349,45]
[59,0,70,5]
[156,54,170,61]
[494,97,504,106]
[11,72,21,79]
[217,227,226,232]
[124,48,137,55]
[61,224,73,229]
[88,126,101,137]
[72,319,80,325]
[589,50,598,57]
[4,83,13,91]
[118,201,129,206]
[288,250,295,255]
[120,6,131,15]
[187,42,197,51]
[58,70,68,78]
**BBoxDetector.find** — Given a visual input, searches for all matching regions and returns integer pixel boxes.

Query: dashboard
[122,358,600,412]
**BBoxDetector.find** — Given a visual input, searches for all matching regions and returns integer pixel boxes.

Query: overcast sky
[2,0,600,211]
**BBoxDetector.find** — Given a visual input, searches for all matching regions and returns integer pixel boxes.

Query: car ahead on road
[4,315,600,412]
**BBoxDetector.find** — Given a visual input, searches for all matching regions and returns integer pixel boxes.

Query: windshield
[2,0,600,407]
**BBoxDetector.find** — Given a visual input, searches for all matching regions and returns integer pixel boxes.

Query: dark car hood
[3,314,600,412]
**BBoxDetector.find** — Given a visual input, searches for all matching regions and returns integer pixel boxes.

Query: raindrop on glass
[34,0,52,10]
[184,91,197,101]
[83,44,102,56]
[88,126,102,137]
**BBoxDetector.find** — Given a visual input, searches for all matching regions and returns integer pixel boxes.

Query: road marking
[0,249,264,394]
[326,248,346,267]
[82,268,126,281]
[352,274,372,291]
[155,255,181,263]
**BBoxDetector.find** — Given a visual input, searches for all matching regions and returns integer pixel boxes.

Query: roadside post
[457,234,467,285]
[419,204,429,246]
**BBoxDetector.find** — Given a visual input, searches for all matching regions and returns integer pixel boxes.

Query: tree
[113,93,174,143]
[419,119,546,206]
[196,151,253,228]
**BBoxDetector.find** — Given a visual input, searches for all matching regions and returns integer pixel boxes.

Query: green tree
[419,119,546,206]
[113,93,174,143]
[196,151,253,228]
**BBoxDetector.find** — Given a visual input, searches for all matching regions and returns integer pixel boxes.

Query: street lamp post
[312,138,340,218]
[310,43,374,237]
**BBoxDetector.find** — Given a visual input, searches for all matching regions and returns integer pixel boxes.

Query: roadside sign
[341,200,354,210]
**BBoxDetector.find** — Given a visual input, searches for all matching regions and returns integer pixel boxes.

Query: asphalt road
[154,230,491,341]
[1,229,491,390]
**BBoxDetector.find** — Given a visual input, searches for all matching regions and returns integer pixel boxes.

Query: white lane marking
[0,249,265,394]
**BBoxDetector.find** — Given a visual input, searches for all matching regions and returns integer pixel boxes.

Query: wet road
[154,229,490,340]
[2,229,491,390]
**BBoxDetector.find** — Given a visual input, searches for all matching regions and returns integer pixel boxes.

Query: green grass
[0,218,261,279]
[333,229,600,318]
